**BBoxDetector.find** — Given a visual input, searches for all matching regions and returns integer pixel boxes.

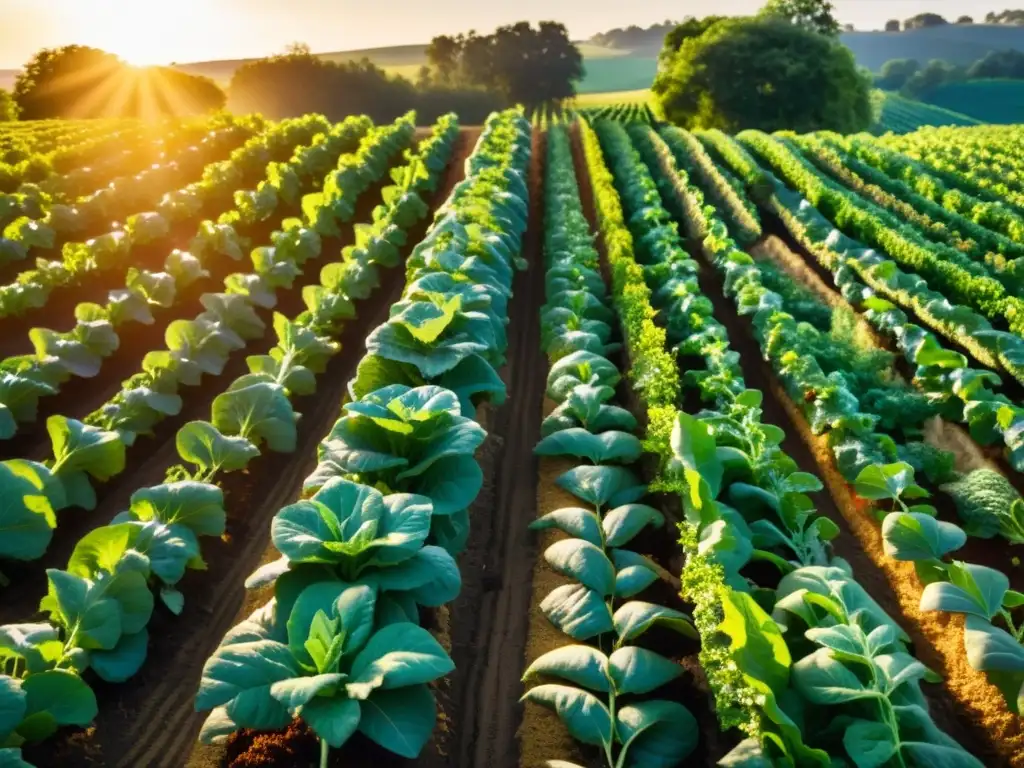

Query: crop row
[191,109,531,766]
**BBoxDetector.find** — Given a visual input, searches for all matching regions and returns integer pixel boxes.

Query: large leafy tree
[653,17,872,134]
[876,58,921,90]
[14,45,224,119]
[759,0,841,36]
[423,22,583,108]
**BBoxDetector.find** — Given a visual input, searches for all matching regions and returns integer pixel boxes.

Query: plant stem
[320,738,330,768]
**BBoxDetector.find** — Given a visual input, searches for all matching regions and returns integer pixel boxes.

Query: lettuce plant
[196,583,453,766]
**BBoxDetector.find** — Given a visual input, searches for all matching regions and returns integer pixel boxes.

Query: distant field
[921,79,1024,124]
[872,91,980,135]
[573,89,651,107]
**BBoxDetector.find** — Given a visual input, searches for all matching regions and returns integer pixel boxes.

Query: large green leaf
[0,461,56,560]
[529,507,602,546]
[792,648,874,705]
[523,683,613,748]
[194,639,299,730]
[522,646,610,693]
[544,539,616,596]
[608,647,682,695]
[920,562,1008,621]
[127,481,226,538]
[48,416,125,481]
[616,699,699,768]
[540,583,614,640]
[176,421,261,476]
[613,601,696,643]
[212,381,297,453]
[881,512,966,561]
[346,622,454,698]
[358,684,437,759]
[534,429,643,465]
[556,465,646,508]
[719,588,790,696]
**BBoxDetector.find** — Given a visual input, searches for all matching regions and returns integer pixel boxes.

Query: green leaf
[347,622,454,698]
[842,719,897,768]
[608,647,682,695]
[0,461,56,561]
[90,628,149,683]
[616,700,699,768]
[128,481,226,537]
[671,412,723,508]
[556,465,646,508]
[302,695,361,748]
[792,648,875,704]
[534,429,643,465]
[521,684,612,747]
[528,507,602,546]
[613,601,696,643]
[522,646,610,693]
[212,382,297,453]
[963,614,1024,672]
[48,416,125,481]
[358,684,437,759]
[19,669,97,733]
[544,539,616,596]
[194,639,298,730]
[719,588,790,695]
[854,462,926,503]
[540,583,614,640]
[881,512,966,561]
[603,504,665,548]
[41,570,122,650]
[0,676,26,742]
[921,562,1008,621]
[176,421,260,476]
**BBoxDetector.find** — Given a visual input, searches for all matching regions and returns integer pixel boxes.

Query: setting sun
[53,0,228,65]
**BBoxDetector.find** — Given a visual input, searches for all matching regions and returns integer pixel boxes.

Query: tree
[876,58,920,90]
[759,0,841,36]
[901,59,965,97]
[956,15,974,24]
[425,35,460,84]
[968,49,1024,79]
[903,13,948,29]
[14,45,122,119]
[885,19,901,31]
[422,22,583,108]
[657,16,727,69]
[13,45,224,119]
[654,17,872,133]
[0,90,18,122]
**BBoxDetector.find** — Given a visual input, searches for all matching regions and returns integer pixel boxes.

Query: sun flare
[57,0,219,66]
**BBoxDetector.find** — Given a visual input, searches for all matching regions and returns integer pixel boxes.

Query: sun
[59,0,216,66]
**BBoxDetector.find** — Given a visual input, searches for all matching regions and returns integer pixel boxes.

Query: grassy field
[921,79,1024,124]
[872,91,980,135]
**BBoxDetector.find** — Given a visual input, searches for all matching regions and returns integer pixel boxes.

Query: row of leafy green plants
[738,130,1024,342]
[705,131,1024,477]
[591,116,984,767]
[0,113,362,442]
[0,113,423,569]
[876,126,1024,213]
[191,109,531,768]
[0,115,280,315]
[687,128,1024,730]
[0,112,459,768]
[0,118,147,196]
[796,133,1024,273]
[0,116,260,275]
[519,121,701,768]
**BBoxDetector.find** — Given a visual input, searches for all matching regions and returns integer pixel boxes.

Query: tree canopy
[227,48,501,124]
[876,58,921,90]
[14,45,224,120]
[424,22,583,108]
[653,17,872,134]
[903,13,948,29]
[758,0,841,36]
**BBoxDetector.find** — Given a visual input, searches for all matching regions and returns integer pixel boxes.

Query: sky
[0,0,1012,68]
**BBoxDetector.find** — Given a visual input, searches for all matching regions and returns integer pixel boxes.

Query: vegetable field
[3,109,1024,768]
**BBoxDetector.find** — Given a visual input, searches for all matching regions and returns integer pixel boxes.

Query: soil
[17,128,481,768]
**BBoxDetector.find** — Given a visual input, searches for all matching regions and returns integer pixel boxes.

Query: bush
[653,18,873,133]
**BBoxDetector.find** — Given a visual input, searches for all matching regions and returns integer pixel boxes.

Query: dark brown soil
[17,129,480,768]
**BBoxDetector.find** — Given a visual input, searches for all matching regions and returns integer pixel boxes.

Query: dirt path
[19,128,480,768]
[427,127,548,768]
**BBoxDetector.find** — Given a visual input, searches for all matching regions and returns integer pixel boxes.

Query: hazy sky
[0,0,1010,68]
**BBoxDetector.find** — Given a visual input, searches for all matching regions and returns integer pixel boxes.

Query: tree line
[877,49,1024,97]
[0,20,584,124]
